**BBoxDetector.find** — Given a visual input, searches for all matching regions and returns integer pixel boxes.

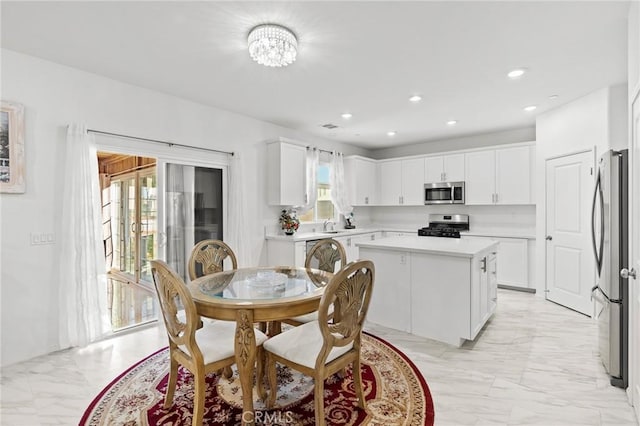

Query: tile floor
[0,289,637,425]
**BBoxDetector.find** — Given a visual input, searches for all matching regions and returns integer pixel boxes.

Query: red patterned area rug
[80,332,434,425]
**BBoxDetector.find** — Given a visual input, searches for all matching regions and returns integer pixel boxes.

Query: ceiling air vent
[321,123,339,129]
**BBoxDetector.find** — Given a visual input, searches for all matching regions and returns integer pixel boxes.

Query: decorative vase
[284,229,295,235]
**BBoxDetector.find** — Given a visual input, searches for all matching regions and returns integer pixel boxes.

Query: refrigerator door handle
[591,171,604,275]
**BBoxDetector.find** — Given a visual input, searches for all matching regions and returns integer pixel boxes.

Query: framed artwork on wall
[0,101,25,193]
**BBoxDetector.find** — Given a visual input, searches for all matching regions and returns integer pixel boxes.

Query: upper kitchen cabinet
[344,156,378,206]
[267,140,307,206]
[379,157,424,205]
[465,143,534,205]
[495,145,533,204]
[424,154,465,183]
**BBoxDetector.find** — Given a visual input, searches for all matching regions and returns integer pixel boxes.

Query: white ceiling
[0,1,630,149]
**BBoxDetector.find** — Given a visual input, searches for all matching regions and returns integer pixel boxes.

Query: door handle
[621,268,637,279]
[545,235,552,241]
[591,171,604,275]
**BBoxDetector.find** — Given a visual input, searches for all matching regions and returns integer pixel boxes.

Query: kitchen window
[299,163,336,222]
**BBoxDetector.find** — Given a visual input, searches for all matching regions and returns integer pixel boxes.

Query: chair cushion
[178,320,268,365]
[289,311,318,323]
[289,305,334,323]
[263,320,353,369]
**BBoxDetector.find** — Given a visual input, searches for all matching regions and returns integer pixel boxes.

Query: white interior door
[629,89,640,421]
[545,151,594,316]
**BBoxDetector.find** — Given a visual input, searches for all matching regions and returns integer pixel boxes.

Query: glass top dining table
[187,266,333,426]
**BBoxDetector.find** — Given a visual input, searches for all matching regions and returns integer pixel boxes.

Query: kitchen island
[357,236,499,347]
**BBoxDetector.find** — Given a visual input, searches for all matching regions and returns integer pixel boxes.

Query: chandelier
[247,24,298,67]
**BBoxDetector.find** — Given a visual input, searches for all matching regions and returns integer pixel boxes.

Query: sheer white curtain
[330,151,353,216]
[59,124,110,348]
[165,163,189,280]
[227,153,252,266]
[295,147,319,214]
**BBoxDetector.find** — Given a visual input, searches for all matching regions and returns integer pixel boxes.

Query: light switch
[30,232,55,245]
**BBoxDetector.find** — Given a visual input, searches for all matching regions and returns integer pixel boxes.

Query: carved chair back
[151,260,202,359]
[188,239,238,281]
[317,260,374,356]
[305,238,347,273]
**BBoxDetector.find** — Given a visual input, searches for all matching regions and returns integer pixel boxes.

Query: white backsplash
[354,204,536,233]
[265,205,535,236]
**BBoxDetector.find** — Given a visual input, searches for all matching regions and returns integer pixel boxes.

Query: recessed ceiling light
[508,68,527,79]
[341,112,353,119]
[446,120,458,126]
[387,131,397,137]
[523,105,537,112]
[548,95,559,100]
[409,95,422,103]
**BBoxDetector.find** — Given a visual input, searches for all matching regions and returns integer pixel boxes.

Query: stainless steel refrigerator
[591,149,628,388]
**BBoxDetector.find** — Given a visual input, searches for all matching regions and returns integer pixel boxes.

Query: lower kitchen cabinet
[463,235,530,290]
[266,239,307,267]
[335,232,382,262]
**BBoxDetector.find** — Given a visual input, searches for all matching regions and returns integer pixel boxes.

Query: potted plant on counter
[279,209,300,235]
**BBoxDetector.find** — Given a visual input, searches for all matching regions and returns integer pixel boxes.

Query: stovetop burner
[418,214,469,238]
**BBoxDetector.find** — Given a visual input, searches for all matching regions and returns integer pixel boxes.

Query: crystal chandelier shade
[248,24,297,67]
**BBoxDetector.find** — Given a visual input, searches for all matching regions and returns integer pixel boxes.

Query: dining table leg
[235,309,256,426]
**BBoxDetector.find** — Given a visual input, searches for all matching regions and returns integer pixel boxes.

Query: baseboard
[498,284,536,294]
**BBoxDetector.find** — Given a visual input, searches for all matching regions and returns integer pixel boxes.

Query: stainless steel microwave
[424,182,465,205]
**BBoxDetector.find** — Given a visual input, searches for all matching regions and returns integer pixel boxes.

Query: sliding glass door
[107,168,158,330]
[96,142,228,332]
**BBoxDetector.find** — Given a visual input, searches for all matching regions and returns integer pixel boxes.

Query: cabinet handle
[365,196,369,204]
[495,193,499,203]
[443,172,447,181]
[481,257,487,272]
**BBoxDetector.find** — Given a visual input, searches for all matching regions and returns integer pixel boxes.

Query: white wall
[0,49,369,366]
[534,84,627,296]
[630,1,640,97]
[370,127,535,159]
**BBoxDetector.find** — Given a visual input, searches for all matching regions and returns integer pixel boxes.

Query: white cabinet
[267,140,306,206]
[338,232,381,262]
[379,158,424,205]
[344,156,378,206]
[465,150,496,204]
[470,251,498,338]
[465,144,533,205]
[463,235,529,290]
[494,237,528,288]
[424,154,465,183]
[383,231,416,238]
[495,145,531,204]
[266,239,307,267]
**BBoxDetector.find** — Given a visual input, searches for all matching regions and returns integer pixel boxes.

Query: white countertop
[265,227,381,242]
[356,236,499,258]
[265,226,536,242]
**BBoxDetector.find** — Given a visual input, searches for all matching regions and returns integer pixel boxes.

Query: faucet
[323,219,335,232]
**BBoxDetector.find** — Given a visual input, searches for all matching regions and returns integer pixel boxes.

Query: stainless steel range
[418,214,469,238]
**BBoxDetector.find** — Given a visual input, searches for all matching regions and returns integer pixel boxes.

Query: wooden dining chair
[150,260,268,425]
[188,239,238,281]
[283,238,347,326]
[264,260,375,426]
